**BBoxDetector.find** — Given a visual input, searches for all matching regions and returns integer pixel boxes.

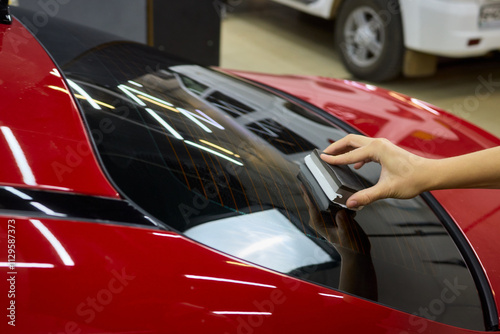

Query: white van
[271,0,500,81]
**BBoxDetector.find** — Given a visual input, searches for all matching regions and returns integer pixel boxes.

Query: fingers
[353,161,367,169]
[321,144,376,167]
[322,134,371,155]
[321,135,379,167]
[320,135,402,208]
[346,184,385,209]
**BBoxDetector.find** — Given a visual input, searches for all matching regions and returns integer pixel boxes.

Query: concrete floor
[220,1,500,137]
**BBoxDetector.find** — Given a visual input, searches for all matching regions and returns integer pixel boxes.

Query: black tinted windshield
[26,12,486,331]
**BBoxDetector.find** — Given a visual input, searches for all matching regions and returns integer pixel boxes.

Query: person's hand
[321,134,432,208]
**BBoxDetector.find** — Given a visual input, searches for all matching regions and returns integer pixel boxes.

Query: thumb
[346,184,385,209]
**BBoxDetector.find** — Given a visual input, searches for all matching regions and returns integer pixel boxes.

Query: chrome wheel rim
[343,6,385,67]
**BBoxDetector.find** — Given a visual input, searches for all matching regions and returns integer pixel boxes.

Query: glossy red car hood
[227,70,500,314]
[6,216,480,334]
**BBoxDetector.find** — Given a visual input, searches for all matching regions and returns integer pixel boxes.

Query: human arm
[321,134,500,209]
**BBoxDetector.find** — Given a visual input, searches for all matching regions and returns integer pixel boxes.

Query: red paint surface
[0,20,118,198]
[0,217,489,333]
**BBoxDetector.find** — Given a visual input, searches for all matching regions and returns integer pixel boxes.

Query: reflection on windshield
[54,42,484,331]
[185,209,335,273]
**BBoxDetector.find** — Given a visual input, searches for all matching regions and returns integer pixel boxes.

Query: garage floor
[220,1,500,137]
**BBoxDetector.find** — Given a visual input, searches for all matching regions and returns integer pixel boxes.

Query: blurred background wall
[17,0,147,43]
[14,0,220,65]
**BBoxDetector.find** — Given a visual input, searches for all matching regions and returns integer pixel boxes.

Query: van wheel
[335,0,404,82]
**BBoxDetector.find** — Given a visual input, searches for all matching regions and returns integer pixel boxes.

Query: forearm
[424,146,500,191]
[321,135,500,208]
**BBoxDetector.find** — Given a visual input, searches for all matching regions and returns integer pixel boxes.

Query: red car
[2,4,500,334]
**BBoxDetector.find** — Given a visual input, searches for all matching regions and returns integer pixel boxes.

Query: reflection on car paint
[45,41,486,330]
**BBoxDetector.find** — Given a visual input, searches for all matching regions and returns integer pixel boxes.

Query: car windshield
[22,10,485,331]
